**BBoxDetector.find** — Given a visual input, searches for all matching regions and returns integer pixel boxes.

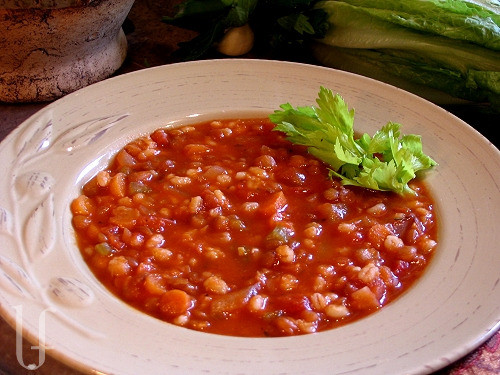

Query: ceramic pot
[0,0,135,102]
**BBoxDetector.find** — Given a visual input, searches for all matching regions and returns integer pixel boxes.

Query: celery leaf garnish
[269,86,437,194]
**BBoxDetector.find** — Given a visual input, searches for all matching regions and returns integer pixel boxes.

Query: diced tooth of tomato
[159,289,193,317]
[275,295,311,315]
[261,191,288,224]
[350,286,381,310]
[368,224,393,249]
[261,191,287,215]
[211,284,260,314]
[150,129,169,147]
[109,172,126,198]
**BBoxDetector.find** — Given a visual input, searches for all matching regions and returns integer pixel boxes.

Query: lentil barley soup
[71,118,438,337]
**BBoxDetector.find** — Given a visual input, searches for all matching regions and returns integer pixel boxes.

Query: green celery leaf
[270,87,437,194]
[164,0,329,59]
[174,22,227,60]
[277,13,315,35]
[163,0,229,31]
[225,0,259,26]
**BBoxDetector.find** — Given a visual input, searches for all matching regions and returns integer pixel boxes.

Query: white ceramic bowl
[0,59,499,375]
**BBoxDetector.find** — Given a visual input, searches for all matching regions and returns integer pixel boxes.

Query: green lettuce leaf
[314,0,500,107]
[312,44,500,106]
[318,0,500,50]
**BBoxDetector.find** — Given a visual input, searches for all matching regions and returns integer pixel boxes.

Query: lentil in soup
[71,118,438,337]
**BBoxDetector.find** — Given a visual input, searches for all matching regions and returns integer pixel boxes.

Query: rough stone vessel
[0,0,135,102]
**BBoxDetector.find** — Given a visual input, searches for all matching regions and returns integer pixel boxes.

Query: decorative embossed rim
[0,59,499,375]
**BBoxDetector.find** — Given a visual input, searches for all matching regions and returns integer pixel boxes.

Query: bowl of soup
[0,59,498,375]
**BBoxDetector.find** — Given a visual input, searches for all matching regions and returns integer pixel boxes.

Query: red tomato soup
[71,118,438,337]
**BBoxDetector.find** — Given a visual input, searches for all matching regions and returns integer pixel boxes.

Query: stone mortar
[0,0,135,102]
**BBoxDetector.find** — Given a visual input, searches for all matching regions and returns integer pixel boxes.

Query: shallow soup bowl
[0,59,499,375]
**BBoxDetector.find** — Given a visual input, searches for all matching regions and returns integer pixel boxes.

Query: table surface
[1,1,499,374]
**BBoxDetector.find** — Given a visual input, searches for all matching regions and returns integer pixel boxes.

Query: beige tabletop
[1,1,499,374]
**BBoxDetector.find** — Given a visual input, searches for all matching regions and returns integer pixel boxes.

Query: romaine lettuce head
[314,0,500,108]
